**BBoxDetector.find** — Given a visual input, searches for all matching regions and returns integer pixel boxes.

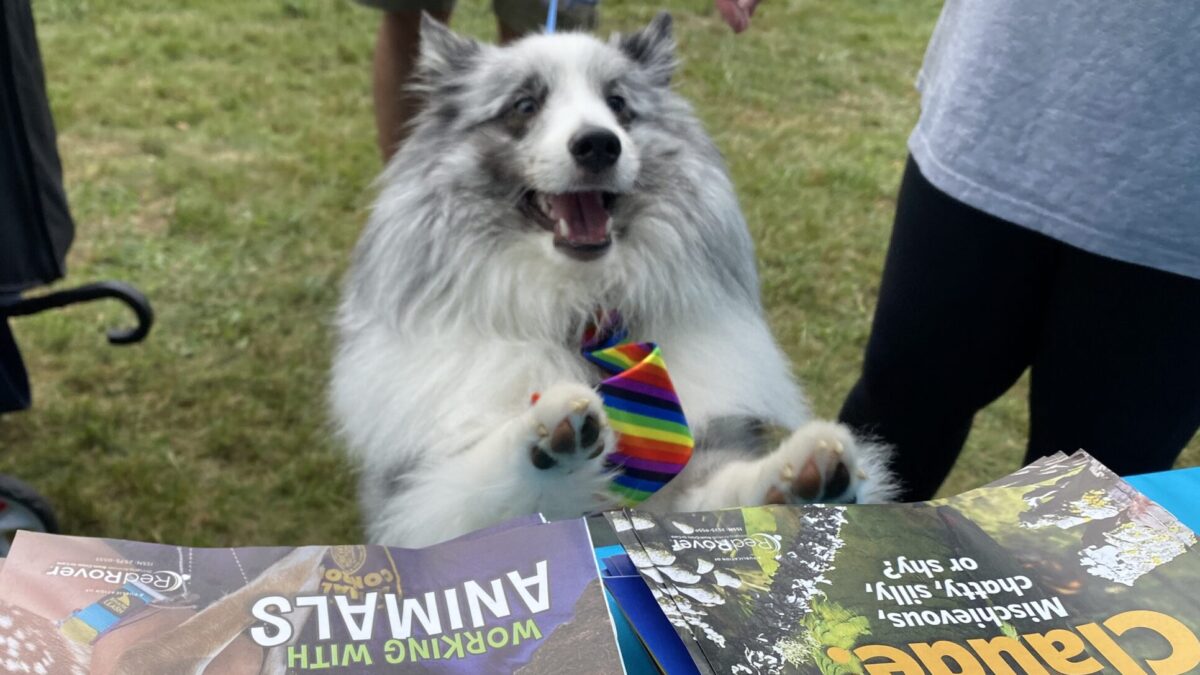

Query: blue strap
[546,0,559,33]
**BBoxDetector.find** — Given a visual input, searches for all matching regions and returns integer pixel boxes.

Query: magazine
[607,451,1200,675]
[0,516,625,674]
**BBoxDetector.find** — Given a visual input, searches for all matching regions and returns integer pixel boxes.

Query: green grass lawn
[3,0,1195,546]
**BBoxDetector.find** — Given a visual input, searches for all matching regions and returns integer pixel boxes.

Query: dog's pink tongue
[549,192,609,244]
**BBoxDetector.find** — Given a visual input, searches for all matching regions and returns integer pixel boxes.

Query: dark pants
[839,156,1200,501]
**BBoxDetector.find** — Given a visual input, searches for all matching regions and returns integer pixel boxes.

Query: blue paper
[597,468,1200,674]
[1127,467,1200,532]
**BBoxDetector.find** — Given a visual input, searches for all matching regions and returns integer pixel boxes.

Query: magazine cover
[609,452,1200,675]
[0,518,624,674]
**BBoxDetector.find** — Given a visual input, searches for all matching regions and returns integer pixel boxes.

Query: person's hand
[715,0,761,33]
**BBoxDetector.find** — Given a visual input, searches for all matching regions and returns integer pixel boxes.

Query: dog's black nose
[569,127,621,172]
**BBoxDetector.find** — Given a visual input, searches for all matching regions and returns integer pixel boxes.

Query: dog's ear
[417,12,481,84]
[615,12,676,87]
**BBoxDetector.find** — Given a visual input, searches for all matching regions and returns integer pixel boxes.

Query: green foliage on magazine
[742,506,780,577]
[781,598,870,674]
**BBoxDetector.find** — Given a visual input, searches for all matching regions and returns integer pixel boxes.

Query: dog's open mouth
[522,191,617,261]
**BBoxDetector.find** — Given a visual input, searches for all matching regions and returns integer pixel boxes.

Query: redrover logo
[46,563,189,592]
[669,533,782,554]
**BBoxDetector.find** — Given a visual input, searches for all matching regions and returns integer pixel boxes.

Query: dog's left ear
[417,12,481,85]
[615,12,676,87]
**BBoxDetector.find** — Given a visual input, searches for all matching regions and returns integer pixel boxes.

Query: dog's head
[410,13,683,262]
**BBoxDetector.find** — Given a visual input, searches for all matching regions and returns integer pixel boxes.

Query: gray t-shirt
[909,1,1200,280]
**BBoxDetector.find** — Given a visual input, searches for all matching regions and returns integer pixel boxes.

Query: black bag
[1,0,74,295]
[1,0,152,414]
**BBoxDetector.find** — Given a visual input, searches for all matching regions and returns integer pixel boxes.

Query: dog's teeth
[604,216,613,234]
[556,219,569,237]
[856,468,868,480]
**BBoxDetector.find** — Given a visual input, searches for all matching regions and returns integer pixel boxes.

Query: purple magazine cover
[0,517,625,674]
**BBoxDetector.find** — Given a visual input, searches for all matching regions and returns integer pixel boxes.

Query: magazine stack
[605,451,1200,674]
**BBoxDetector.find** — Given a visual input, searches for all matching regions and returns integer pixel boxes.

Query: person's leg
[371,7,452,162]
[1026,249,1200,472]
[493,0,596,43]
[496,18,523,44]
[839,156,1061,501]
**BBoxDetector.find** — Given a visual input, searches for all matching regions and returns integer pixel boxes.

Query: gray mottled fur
[331,14,893,547]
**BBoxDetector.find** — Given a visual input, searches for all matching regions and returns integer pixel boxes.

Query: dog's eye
[606,95,627,114]
[513,97,539,116]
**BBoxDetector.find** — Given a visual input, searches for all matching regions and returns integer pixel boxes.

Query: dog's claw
[537,424,549,438]
[780,463,796,481]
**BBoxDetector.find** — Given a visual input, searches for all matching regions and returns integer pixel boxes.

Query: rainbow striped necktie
[582,313,694,507]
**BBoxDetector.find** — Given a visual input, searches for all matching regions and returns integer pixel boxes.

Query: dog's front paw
[526,383,611,473]
[761,421,881,505]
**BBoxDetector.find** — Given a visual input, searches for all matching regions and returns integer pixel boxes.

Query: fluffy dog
[332,13,894,548]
